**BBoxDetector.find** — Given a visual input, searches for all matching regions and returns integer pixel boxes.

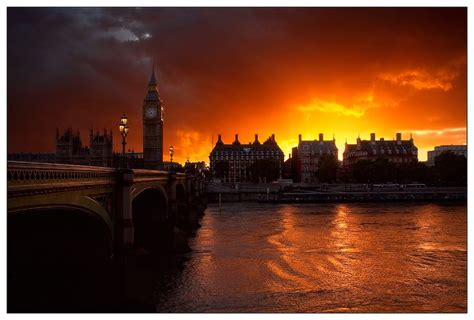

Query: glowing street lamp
[169,145,174,163]
[119,114,129,166]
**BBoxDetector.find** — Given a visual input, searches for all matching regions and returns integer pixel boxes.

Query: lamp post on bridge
[169,145,174,163]
[119,114,129,168]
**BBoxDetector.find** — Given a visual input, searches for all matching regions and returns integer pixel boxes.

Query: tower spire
[149,66,157,86]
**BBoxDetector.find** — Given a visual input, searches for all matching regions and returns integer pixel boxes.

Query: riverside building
[291,133,338,183]
[209,134,284,183]
[427,145,467,166]
[343,132,418,166]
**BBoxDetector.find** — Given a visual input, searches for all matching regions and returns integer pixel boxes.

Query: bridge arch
[131,187,170,252]
[131,183,169,204]
[8,205,114,311]
[8,205,113,261]
[8,191,114,236]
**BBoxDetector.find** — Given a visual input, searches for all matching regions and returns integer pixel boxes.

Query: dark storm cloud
[8,7,287,151]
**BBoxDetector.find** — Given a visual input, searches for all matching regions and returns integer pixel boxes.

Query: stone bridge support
[115,169,134,254]
[180,175,207,230]
[167,172,178,224]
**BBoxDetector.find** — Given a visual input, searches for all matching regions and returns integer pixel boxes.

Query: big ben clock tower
[143,68,163,169]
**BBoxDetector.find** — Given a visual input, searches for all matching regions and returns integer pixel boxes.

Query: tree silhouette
[214,161,229,178]
[248,159,280,183]
[433,151,467,186]
[316,154,339,183]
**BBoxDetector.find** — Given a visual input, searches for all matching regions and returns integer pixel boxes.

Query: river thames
[153,202,467,312]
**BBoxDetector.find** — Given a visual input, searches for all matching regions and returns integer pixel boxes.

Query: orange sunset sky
[7,8,467,164]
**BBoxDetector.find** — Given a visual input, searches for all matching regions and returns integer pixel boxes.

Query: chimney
[370,133,375,142]
[254,134,259,143]
[271,134,275,141]
[298,134,302,143]
[380,138,384,141]
[217,134,222,143]
[235,134,239,142]
[319,133,323,141]
[396,132,401,141]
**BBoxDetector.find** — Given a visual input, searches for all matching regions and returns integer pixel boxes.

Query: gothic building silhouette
[9,70,166,169]
[54,127,113,166]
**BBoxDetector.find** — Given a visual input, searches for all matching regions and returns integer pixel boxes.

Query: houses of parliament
[8,70,165,169]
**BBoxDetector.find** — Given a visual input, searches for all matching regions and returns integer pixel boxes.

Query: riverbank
[206,183,466,203]
[259,190,467,203]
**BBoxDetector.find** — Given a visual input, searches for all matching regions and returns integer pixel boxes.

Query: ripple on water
[153,203,466,312]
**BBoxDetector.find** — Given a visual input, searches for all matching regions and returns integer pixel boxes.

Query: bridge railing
[8,161,205,196]
[8,161,117,194]
[132,169,189,182]
[132,169,172,183]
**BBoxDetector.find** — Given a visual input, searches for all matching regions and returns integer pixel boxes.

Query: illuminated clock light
[146,107,157,118]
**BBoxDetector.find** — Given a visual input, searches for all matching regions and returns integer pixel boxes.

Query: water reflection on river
[154,202,466,312]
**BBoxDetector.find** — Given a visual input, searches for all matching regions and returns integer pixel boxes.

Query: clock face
[146,107,157,119]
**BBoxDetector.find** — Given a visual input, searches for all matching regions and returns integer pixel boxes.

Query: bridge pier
[167,172,179,224]
[115,169,135,254]
[179,178,207,230]
[195,195,208,217]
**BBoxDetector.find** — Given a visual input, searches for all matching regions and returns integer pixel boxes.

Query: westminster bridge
[7,161,207,260]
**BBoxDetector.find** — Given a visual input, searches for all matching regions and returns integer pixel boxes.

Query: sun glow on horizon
[6,8,466,167]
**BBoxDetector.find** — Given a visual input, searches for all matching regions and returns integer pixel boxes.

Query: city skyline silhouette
[7,8,466,164]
